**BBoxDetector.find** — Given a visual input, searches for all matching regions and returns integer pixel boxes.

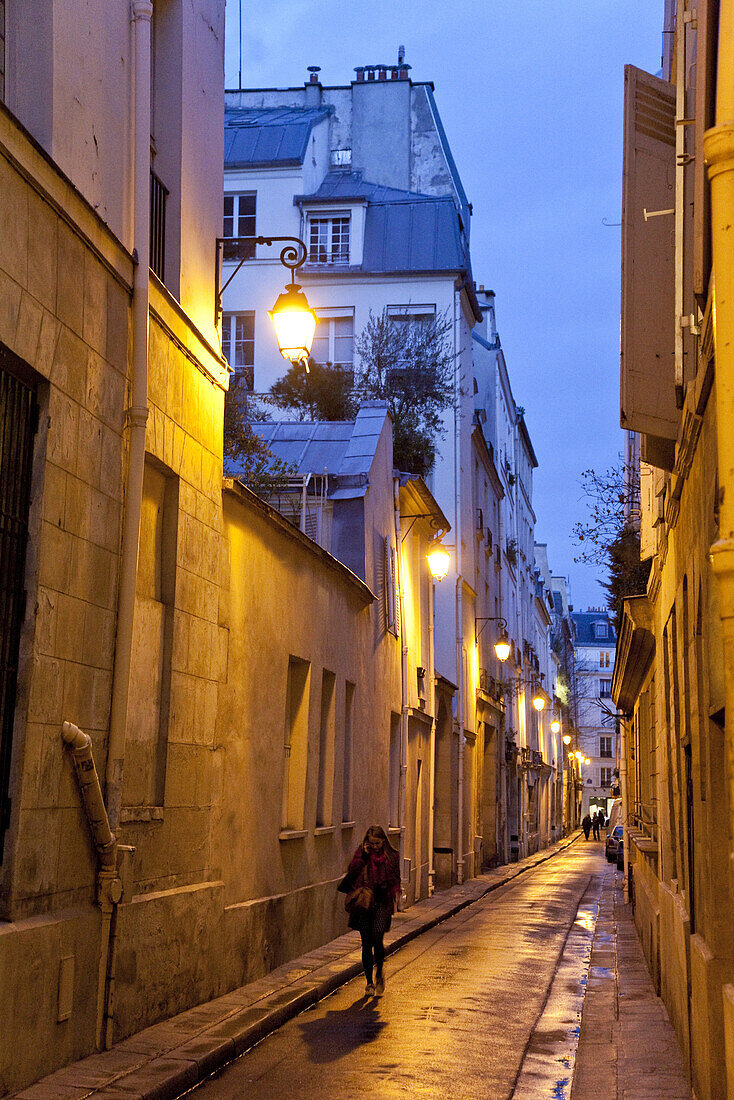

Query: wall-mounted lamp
[426,541,451,581]
[532,693,546,712]
[474,615,511,662]
[215,235,317,368]
[562,733,572,745]
[550,719,561,734]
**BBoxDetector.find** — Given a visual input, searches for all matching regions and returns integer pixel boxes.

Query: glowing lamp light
[494,634,511,663]
[268,284,317,367]
[575,750,584,761]
[584,757,591,765]
[562,733,572,745]
[427,542,451,581]
[532,693,545,712]
[550,719,561,734]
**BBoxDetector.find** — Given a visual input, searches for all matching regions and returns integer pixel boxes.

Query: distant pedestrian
[338,825,401,996]
[592,812,601,841]
[582,813,592,840]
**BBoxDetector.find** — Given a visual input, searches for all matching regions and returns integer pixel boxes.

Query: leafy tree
[572,459,651,630]
[270,362,357,421]
[353,308,455,476]
[223,378,293,496]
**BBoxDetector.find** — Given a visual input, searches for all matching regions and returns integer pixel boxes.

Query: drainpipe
[62,722,121,1050]
[619,715,630,904]
[453,288,465,884]
[106,0,152,833]
[427,576,437,895]
[705,0,734,872]
[394,479,409,905]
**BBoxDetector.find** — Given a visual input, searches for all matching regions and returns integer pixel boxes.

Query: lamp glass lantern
[427,542,451,581]
[268,283,317,367]
[550,719,561,734]
[562,733,572,745]
[494,633,511,663]
[532,693,545,711]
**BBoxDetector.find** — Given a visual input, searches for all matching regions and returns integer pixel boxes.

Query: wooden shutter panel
[620,66,678,442]
[693,0,719,302]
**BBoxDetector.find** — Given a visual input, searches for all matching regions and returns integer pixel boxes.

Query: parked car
[605,824,623,862]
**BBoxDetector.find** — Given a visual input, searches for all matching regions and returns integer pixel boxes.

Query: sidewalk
[571,864,692,1100]
[12,834,579,1100]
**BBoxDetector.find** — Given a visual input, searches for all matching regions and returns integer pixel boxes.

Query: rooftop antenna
[238,0,243,90]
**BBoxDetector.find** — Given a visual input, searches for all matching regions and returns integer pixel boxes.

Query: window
[384,537,400,636]
[222,313,254,390]
[593,621,609,639]
[600,735,613,758]
[310,313,354,371]
[600,767,613,787]
[387,304,436,329]
[599,679,612,697]
[599,650,610,668]
[0,0,5,100]
[308,215,350,264]
[342,681,355,823]
[316,670,336,828]
[389,713,400,827]
[150,171,168,281]
[223,193,256,259]
[282,658,311,831]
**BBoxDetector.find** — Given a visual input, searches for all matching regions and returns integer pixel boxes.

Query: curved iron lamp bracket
[400,513,448,542]
[215,235,308,324]
[474,614,508,641]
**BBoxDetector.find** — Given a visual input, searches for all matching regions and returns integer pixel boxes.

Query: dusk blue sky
[224,2,663,611]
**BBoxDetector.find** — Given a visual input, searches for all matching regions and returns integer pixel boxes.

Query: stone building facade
[612,2,734,1094]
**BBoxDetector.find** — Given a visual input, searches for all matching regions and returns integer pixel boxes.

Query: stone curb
[13,832,581,1100]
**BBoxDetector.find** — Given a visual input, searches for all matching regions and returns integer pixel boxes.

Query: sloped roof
[296,170,434,205]
[572,611,617,646]
[241,403,390,487]
[224,106,331,168]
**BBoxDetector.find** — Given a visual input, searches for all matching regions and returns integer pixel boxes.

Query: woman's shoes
[365,982,375,996]
[374,972,385,995]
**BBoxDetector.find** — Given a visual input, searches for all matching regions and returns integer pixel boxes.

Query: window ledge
[120,806,164,824]
[278,829,308,841]
[341,821,356,830]
[314,826,336,836]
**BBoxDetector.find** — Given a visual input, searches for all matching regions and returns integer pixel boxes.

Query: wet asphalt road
[193,842,605,1100]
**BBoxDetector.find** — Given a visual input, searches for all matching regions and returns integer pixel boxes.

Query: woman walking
[341,825,401,996]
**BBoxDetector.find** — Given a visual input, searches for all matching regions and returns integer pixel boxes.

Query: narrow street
[193,842,604,1100]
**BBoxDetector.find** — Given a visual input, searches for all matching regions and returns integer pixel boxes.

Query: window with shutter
[621,66,678,447]
[693,0,719,302]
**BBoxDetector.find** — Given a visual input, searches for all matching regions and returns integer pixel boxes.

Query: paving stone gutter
[13,833,581,1100]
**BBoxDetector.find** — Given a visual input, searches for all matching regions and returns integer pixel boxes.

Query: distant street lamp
[550,719,561,734]
[216,234,317,367]
[562,733,572,745]
[532,692,546,712]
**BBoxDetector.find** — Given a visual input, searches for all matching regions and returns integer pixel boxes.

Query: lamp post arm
[474,615,508,641]
[215,235,308,324]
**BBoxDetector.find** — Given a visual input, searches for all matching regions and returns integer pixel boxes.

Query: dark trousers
[359,929,385,984]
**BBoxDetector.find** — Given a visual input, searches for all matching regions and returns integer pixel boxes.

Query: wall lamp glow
[426,542,451,581]
[562,733,572,745]
[550,719,561,734]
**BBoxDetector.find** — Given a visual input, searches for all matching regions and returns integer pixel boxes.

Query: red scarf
[363,849,399,895]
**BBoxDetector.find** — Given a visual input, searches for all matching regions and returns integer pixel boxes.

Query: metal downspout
[106,0,152,834]
[427,576,437,895]
[453,288,465,884]
[394,479,409,905]
[619,715,630,904]
[704,0,734,896]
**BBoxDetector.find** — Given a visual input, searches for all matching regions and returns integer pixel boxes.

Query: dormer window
[308,214,350,264]
[593,621,609,639]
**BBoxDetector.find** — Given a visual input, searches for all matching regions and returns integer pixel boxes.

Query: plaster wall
[352,80,411,191]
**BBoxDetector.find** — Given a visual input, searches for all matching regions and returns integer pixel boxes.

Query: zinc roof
[224,106,332,168]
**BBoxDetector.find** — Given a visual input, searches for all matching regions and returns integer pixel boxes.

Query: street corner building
[613,2,734,1095]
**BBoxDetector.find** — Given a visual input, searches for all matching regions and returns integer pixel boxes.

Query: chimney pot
[398,45,405,64]
[307,65,321,84]
[367,67,376,81]
[378,65,387,81]
[354,66,365,82]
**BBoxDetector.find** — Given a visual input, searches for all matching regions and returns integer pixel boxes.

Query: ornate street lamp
[562,733,572,745]
[216,235,317,367]
[550,719,561,734]
[474,615,511,662]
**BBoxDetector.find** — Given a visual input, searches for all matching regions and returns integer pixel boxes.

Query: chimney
[377,65,388,81]
[305,65,322,105]
[354,66,365,83]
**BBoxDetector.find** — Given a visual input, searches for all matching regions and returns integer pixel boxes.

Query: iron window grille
[150,170,168,281]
